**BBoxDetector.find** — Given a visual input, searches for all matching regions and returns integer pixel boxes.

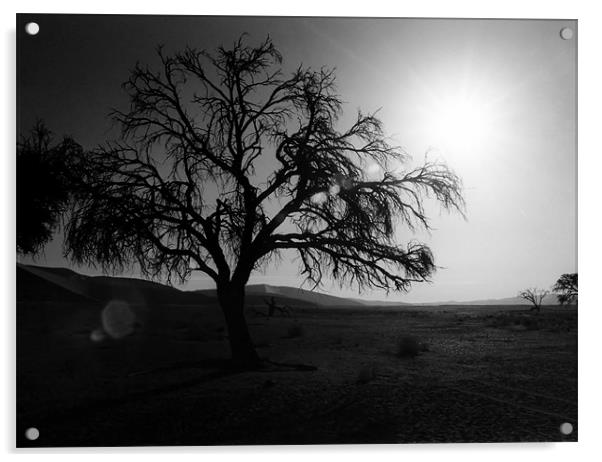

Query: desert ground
[17,294,577,447]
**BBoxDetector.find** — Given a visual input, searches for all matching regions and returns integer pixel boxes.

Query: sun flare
[424,92,496,153]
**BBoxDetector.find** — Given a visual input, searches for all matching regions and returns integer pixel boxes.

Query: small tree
[66,37,464,368]
[553,273,578,306]
[519,288,549,313]
[17,121,83,255]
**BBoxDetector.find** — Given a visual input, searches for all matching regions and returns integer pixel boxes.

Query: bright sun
[425,93,495,153]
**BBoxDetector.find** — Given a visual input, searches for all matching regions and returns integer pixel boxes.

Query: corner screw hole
[560,27,573,40]
[25,427,39,440]
[25,22,40,36]
[560,422,573,435]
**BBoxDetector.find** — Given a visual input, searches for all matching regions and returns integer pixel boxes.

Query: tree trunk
[217,283,260,369]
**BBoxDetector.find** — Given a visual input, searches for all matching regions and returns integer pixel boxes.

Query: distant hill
[421,294,560,306]
[245,284,364,307]
[194,284,413,308]
[17,264,560,308]
[17,264,210,306]
[17,265,94,304]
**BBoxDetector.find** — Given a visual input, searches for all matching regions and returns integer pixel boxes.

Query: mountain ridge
[17,264,560,307]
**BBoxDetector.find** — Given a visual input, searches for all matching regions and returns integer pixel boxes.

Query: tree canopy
[553,273,578,305]
[66,36,464,292]
[17,122,82,256]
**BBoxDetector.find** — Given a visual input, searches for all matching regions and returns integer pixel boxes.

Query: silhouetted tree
[519,288,549,313]
[553,273,578,306]
[65,37,464,368]
[17,121,83,255]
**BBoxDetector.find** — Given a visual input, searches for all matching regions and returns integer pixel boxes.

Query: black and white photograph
[15,14,577,447]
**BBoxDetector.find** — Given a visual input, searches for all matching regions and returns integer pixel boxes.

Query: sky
[17,15,577,303]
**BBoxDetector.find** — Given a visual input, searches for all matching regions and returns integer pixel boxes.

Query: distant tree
[553,273,578,306]
[65,36,464,368]
[519,288,549,313]
[17,121,83,255]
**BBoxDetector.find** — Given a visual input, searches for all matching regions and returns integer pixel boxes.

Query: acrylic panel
[16,15,577,447]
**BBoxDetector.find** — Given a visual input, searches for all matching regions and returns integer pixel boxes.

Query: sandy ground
[17,301,577,446]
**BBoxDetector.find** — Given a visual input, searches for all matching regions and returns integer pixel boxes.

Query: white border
[2,1,601,461]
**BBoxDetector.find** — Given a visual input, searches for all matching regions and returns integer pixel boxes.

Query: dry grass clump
[397,335,427,358]
[357,363,378,384]
[287,324,304,338]
[486,313,540,331]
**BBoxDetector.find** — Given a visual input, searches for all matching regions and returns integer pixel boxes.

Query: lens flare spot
[90,328,106,342]
[101,300,136,339]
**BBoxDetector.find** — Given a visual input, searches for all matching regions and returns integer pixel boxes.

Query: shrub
[287,324,304,338]
[486,312,542,332]
[357,364,377,384]
[523,318,540,331]
[397,335,422,358]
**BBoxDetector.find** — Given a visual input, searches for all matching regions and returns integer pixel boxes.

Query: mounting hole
[25,427,39,440]
[560,422,573,435]
[560,27,573,40]
[25,22,40,35]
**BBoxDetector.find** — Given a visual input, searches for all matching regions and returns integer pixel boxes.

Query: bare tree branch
[66,35,464,296]
[519,288,549,313]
